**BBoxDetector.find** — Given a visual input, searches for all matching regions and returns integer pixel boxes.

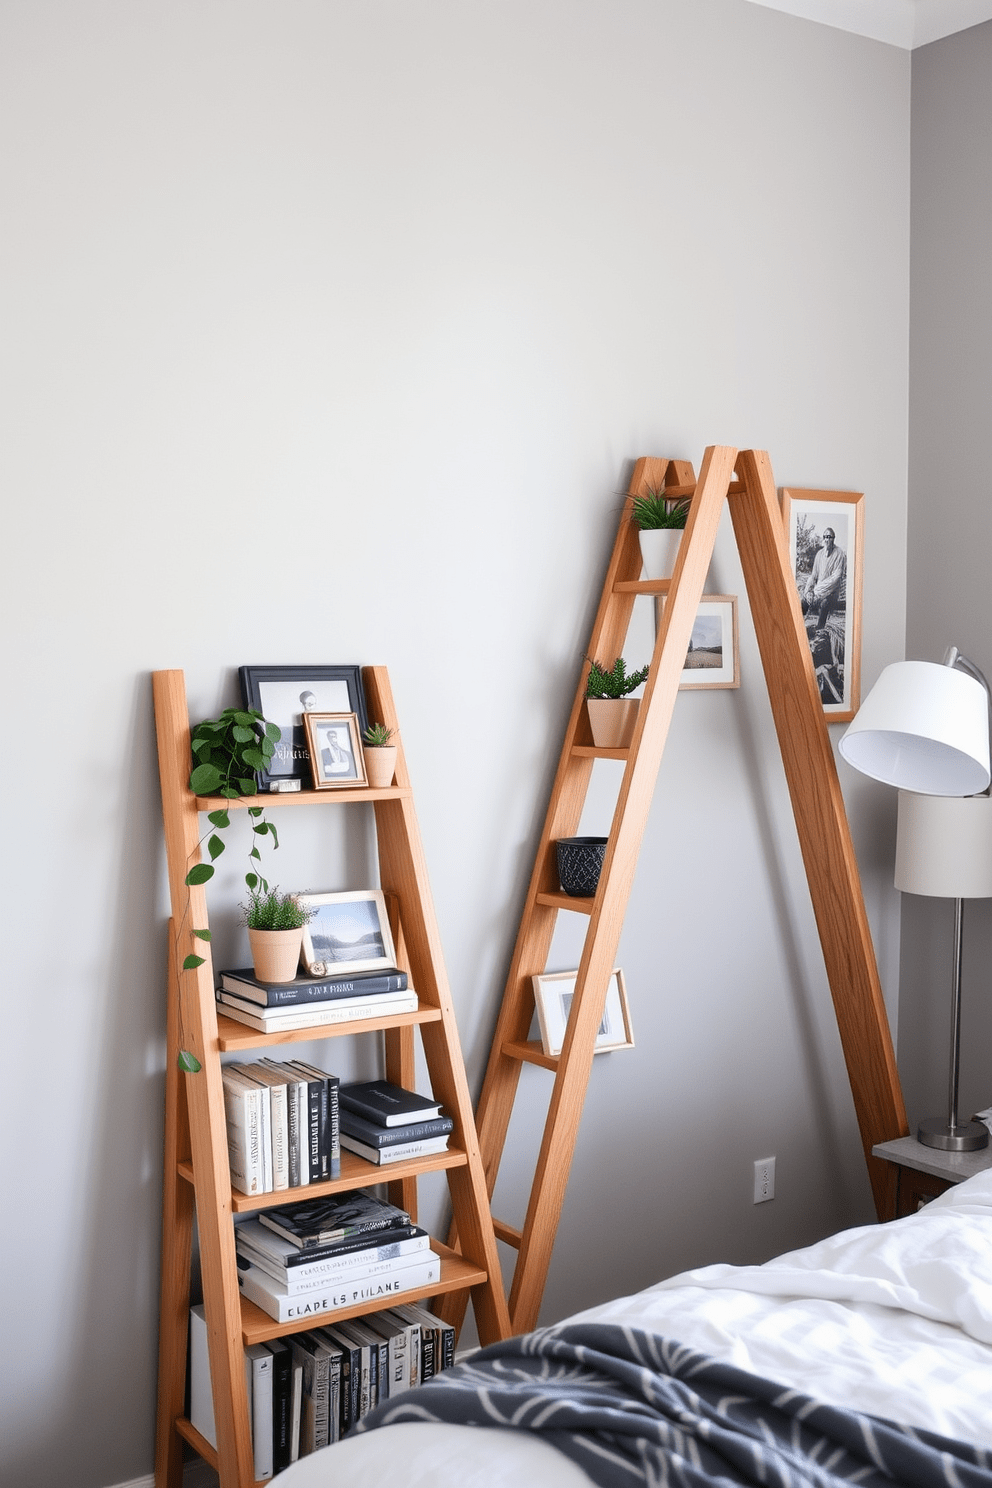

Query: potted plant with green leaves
[585,656,650,748]
[362,721,398,789]
[632,488,690,581]
[240,887,315,983]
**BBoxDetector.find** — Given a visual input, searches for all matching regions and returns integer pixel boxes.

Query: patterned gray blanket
[351,1322,992,1488]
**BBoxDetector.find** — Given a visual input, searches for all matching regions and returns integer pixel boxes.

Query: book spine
[328,1075,340,1178]
[237,1256,441,1324]
[321,1329,359,1435]
[225,970,409,1006]
[269,1343,293,1474]
[339,1133,449,1164]
[304,1078,320,1183]
[289,1362,302,1463]
[223,1078,263,1196]
[219,992,418,1031]
[246,1345,274,1479]
[239,1246,434,1297]
[238,1231,429,1287]
[285,1081,300,1188]
[340,1114,454,1146]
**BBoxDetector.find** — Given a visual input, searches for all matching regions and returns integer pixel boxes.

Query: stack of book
[191,1296,455,1474]
[222,1058,340,1196]
[235,1192,441,1324]
[216,965,418,1035]
[339,1079,454,1165]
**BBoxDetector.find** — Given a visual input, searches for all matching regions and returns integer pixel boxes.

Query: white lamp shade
[838,660,990,795]
[895,791,992,898]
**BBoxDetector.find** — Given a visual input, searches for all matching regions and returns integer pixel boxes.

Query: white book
[235,1217,429,1282]
[217,989,418,1032]
[246,1343,274,1480]
[237,1253,441,1324]
[289,1362,303,1462]
[222,1069,263,1195]
[339,1132,449,1164]
[242,1063,290,1191]
[238,1241,433,1297]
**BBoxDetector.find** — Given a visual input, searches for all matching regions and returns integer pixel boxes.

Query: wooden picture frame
[303,711,367,789]
[781,488,864,723]
[678,595,740,690]
[239,665,368,789]
[296,889,397,977]
[532,969,634,1059]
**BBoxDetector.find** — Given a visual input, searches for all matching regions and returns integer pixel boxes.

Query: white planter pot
[363,745,398,788]
[638,528,683,580]
[248,926,304,984]
[587,698,639,749]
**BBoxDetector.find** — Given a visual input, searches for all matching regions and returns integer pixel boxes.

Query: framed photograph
[782,488,864,722]
[677,595,740,690]
[532,969,634,1059]
[239,666,368,790]
[303,712,367,789]
[297,890,397,977]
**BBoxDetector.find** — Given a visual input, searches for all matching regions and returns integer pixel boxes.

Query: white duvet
[278,1168,992,1487]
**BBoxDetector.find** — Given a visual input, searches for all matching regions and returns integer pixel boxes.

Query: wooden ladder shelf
[152,665,510,1488]
[452,446,908,1336]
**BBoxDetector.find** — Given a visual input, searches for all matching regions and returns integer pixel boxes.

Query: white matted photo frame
[532,969,634,1059]
[303,711,367,789]
[678,595,739,690]
[296,889,396,976]
[782,488,864,723]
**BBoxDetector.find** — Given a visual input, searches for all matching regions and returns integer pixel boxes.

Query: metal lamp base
[917,1116,989,1151]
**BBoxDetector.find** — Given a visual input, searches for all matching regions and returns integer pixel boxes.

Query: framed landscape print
[296,889,396,977]
[532,969,634,1059]
[782,489,864,723]
[678,596,740,690]
[239,665,368,789]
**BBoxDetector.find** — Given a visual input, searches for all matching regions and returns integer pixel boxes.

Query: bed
[276,1168,992,1486]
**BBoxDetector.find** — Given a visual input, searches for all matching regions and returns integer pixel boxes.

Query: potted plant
[585,657,650,748]
[240,887,315,984]
[362,721,398,788]
[632,488,690,580]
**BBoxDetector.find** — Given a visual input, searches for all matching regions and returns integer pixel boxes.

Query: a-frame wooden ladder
[446,446,908,1338]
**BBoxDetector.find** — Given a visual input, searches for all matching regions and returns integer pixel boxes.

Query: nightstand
[873,1135,992,1218]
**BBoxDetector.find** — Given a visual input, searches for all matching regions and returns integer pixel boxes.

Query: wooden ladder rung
[614,578,672,594]
[572,745,629,760]
[493,1219,523,1249]
[535,891,595,913]
[502,1038,559,1071]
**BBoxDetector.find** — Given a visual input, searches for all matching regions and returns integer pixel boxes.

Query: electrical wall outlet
[753,1156,775,1203]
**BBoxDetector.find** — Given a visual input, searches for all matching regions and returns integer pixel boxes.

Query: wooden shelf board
[502,1038,558,1072]
[195,786,411,809]
[175,1417,219,1471]
[614,579,671,594]
[572,745,628,760]
[178,1146,470,1208]
[215,1006,442,1051]
[535,890,594,914]
[239,1243,487,1346]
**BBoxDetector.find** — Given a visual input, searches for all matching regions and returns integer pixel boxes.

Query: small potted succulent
[362,721,398,788]
[632,488,690,581]
[585,656,650,748]
[240,887,315,984]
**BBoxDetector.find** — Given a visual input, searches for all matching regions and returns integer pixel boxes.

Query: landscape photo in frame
[297,889,396,977]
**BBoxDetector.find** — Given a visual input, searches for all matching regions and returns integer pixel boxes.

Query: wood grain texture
[730,452,907,1216]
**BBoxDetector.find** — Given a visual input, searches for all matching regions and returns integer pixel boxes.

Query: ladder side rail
[153,669,256,1488]
[508,444,739,1330]
[730,452,907,1219]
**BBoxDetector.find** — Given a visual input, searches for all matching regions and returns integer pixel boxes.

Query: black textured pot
[555,836,608,897]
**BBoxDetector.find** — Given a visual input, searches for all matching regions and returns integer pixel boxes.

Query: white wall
[0,3,910,1483]
[902,20,992,1131]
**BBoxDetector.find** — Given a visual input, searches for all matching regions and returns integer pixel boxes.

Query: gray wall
[0,4,911,1484]
[903,20,992,1132]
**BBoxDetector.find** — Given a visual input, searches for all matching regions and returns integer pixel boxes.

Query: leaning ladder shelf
[450,446,909,1336]
[152,666,510,1488]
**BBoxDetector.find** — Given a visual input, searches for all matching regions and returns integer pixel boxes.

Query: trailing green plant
[632,488,690,531]
[180,707,282,971]
[585,656,650,700]
[239,887,315,932]
[363,721,395,747]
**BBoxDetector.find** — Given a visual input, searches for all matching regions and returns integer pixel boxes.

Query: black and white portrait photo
[302,711,367,790]
[784,490,864,722]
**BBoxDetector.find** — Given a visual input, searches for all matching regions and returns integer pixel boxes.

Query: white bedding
[277,1168,992,1487]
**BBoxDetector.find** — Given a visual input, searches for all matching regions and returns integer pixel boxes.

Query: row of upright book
[216,963,418,1035]
[191,1295,454,1478]
[223,1070,454,1197]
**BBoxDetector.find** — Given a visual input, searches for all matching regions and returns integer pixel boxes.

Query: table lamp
[839,647,992,1151]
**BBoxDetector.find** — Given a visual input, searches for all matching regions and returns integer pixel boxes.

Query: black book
[266,1339,293,1473]
[319,1325,360,1435]
[287,1061,340,1179]
[340,1108,453,1148]
[340,1079,442,1128]
[220,966,408,1008]
[237,1216,424,1270]
[258,1192,409,1250]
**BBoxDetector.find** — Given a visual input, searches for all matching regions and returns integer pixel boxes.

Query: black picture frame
[239,665,369,791]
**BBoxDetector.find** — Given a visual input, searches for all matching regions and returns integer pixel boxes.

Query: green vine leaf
[182,953,205,970]
[207,809,230,829]
[190,762,223,794]
[207,834,225,861]
[192,928,211,941]
[178,1050,202,1073]
[185,863,214,886]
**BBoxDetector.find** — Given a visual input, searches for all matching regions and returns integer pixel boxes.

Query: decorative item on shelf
[532,968,634,1057]
[555,836,608,897]
[296,888,398,976]
[632,486,690,580]
[362,721,398,788]
[584,656,649,748]
[302,710,368,789]
[239,665,369,790]
[240,887,316,984]
[839,646,992,1151]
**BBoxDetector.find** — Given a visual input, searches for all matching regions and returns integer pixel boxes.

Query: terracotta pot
[363,745,397,788]
[638,528,683,580]
[248,926,303,983]
[587,698,639,749]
